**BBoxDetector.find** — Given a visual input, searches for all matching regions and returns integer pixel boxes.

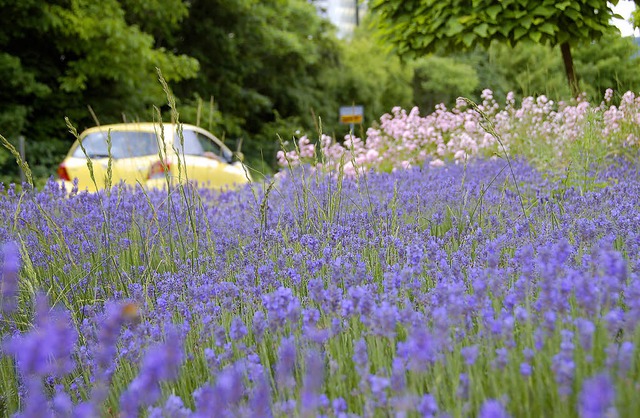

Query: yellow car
[57,123,251,191]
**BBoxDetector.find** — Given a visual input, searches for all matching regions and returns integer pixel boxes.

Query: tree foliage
[330,15,413,133]
[169,0,341,169]
[3,0,640,184]
[0,0,198,181]
[170,0,414,171]
[370,0,637,95]
[401,33,640,112]
[574,33,640,98]
[484,34,640,100]
[412,56,479,111]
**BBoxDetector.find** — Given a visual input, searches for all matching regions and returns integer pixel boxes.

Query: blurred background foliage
[1,0,640,184]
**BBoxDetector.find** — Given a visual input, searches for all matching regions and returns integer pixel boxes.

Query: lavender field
[1,92,640,417]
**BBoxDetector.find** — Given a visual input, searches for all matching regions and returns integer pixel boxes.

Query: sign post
[339,105,364,135]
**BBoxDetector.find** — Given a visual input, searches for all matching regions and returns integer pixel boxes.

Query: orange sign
[340,114,363,124]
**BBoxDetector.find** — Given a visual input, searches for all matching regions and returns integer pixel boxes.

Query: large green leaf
[538,22,557,35]
[529,31,542,42]
[499,22,519,37]
[486,5,502,20]
[564,7,580,21]
[473,23,490,38]
[445,19,465,36]
[519,14,533,29]
[531,5,556,18]
[462,32,476,47]
[514,26,528,40]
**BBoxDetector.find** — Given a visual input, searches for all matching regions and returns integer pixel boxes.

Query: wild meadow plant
[1,151,640,416]
[277,89,640,177]
[2,87,640,417]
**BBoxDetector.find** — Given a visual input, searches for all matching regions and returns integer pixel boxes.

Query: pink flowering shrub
[277,89,640,174]
[602,90,640,148]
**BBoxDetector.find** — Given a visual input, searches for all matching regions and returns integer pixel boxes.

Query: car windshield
[73,131,159,159]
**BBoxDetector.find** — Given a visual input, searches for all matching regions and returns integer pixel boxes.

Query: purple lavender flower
[478,399,510,418]
[214,325,227,347]
[213,362,246,410]
[543,310,557,331]
[94,302,134,378]
[307,278,325,304]
[367,301,398,338]
[302,322,331,344]
[120,327,184,416]
[461,345,479,366]
[523,347,535,361]
[51,385,73,417]
[578,373,617,418]
[390,357,406,392]
[251,310,267,342]
[204,347,218,371]
[348,285,374,316]
[575,318,595,351]
[331,317,343,334]
[1,240,20,314]
[353,338,368,373]
[534,328,547,351]
[369,374,390,406]
[514,305,528,322]
[276,336,297,390]
[14,377,54,418]
[332,397,347,416]
[193,384,216,414]
[417,394,439,418]
[396,326,440,372]
[6,126,640,417]
[262,286,301,329]
[248,372,272,417]
[457,373,469,400]
[274,399,297,416]
[606,341,634,376]
[492,347,509,370]
[5,293,77,378]
[552,329,575,397]
[148,394,192,418]
[229,316,247,341]
[302,308,320,327]
[72,402,96,417]
[604,308,624,336]
[520,362,532,377]
[300,348,324,416]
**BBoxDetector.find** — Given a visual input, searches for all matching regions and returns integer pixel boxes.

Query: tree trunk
[560,42,580,97]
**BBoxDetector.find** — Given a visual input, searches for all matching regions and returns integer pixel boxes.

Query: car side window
[196,133,222,156]
[174,130,204,156]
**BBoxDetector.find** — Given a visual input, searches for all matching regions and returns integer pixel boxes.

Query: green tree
[0,0,198,183]
[412,56,479,111]
[170,0,343,170]
[573,32,640,98]
[370,0,636,96]
[328,15,413,136]
[483,33,640,101]
[487,41,570,98]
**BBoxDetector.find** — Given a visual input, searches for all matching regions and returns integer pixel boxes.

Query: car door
[174,128,246,188]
